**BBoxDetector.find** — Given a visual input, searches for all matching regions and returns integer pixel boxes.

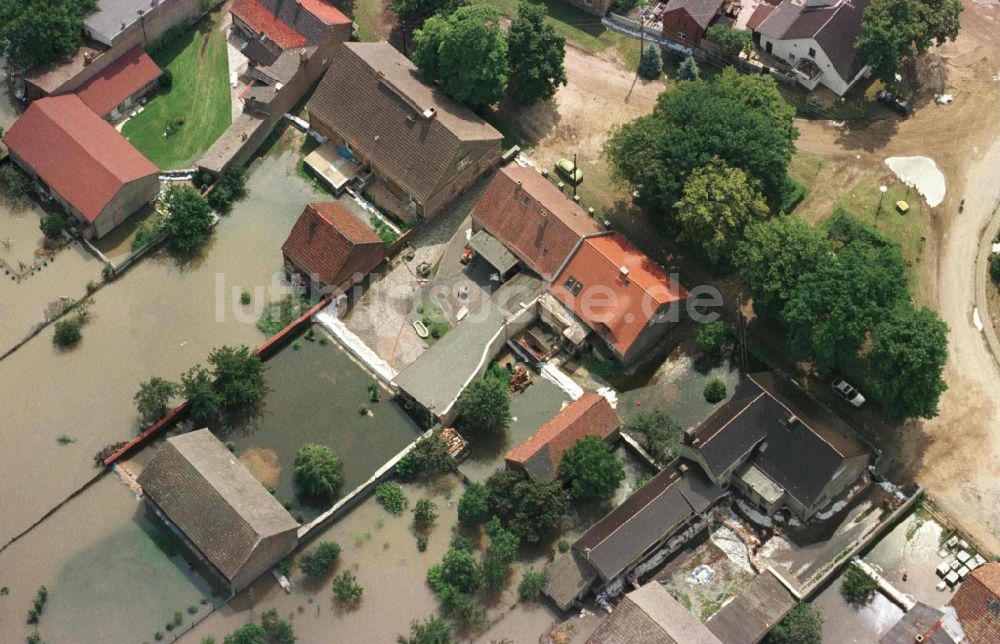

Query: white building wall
[760,35,867,96]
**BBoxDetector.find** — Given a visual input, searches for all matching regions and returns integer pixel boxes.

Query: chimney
[783,415,800,429]
[679,463,689,474]
[618,266,630,283]
[587,207,595,216]
[83,52,94,65]
[299,48,309,64]
[422,107,437,120]
[584,547,592,561]
[308,215,318,239]
[915,636,924,643]
[539,212,548,229]
[121,18,127,28]
[377,70,385,78]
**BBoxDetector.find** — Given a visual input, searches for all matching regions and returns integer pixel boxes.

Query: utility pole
[572,153,578,198]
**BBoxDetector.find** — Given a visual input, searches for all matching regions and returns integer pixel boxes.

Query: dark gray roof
[589,582,722,644]
[707,569,798,644]
[243,35,283,67]
[258,0,328,44]
[255,47,312,85]
[137,429,299,582]
[544,550,600,611]
[756,0,871,83]
[686,373,870,510]
[84,0,165,42]
[573,464,724,581]
[662,0,726,30]
[469,230,519,275]
[307,42,502,205]
[881,603,958,644]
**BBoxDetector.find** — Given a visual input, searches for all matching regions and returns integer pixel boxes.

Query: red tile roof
[2,95,159,223]
[75,47,162,117]
[232,0,308,49]
[281,202,386,289]
[745,3,774,31]
[505,393,620,482]
[548,233,688,357]
[296,0,351,24]
[950,563,1000,643]
[471,166,605,281]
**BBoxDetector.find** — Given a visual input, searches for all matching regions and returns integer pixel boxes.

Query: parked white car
[831,378,866,407]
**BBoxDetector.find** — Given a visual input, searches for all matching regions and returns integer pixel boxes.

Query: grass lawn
[122,10,232,169]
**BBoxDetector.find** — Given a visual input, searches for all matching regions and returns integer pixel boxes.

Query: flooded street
[0,149,327,546]
[0,77,19,131]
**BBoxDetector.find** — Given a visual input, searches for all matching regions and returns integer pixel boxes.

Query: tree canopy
[294,444,344,499]
[622,408,683,465]
[604,68,798,212]
[674,158,770,269]
[868,305,949,421]
[208,345,267,409]
[134,377,179,424]
[506,0,567,105]
[391,0,467,25]
[767,603,823,644]
[485,469,567,543]
[0,0,98,69]
[163,185,214,253]
[856,0,963,84]
[413,5,508,109]
[558,435,625,502]
[455,375,512,434]
[397,616,453,644]
[706,24,753,58]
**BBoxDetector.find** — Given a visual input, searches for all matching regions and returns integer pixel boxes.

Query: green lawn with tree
[121,11,231,169]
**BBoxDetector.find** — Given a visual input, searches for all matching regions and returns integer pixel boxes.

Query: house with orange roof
[281,202,387,295]
[74,46,162,122]
[547,233,689,368]
[949,562,1000,643]
[505,393,620,483]
[2,94,160,239]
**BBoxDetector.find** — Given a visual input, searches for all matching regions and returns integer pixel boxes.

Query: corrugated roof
[949,563,1000,643]
[2,94,158,222]
[75,46,162,117]
[662,0,726,29]
[137,429,299,582]
[307,42,502,205]
[471,165,605,281]
[548,233,688,357]
[589,582,723,643]
[706,569,798,643]
[573,464,724,581]
[281,202,386,288]
[505,392,620,482]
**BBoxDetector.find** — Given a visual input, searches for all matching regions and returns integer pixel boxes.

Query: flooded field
[0,475,221,644]
[217,326,422,522]
[0,149,327,546]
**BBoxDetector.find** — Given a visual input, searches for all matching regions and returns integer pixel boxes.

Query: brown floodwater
[0,149,327,546]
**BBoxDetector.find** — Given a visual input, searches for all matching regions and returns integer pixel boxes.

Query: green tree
[856,0,963,84]
[481,516,520,592]
[413,499,439,531]
[397,616,453,644]
[990,255,1000,283]
[391,0,467,24]
[706,24,753,58]
[696,321,726,359]
[455,376,512,434]
[622,408,683,464]
[0,165,31,202]
[638,44,664,80]
[375,481,409,514]
[438,547,482,593]
[39,213,66,240]
[604,68,798,212]
[457,482,491,526]
[674,159,770,269]
[53,317,82,347]
[767,602,823,644]
[260,609,296,644]
[676,54,699,81]
[517,567,548,601]
[413,5,508,109]
[134,377,179,424]
[704,378,727,403]
[163,185,214,253]
[0,0,98,69]
[507,0,566,105]
[207,166,248,212]
[294,444,344,499]
[208,345,267,408]
[840,563,877,604]
[782,240,908,370]
[868,305,948,420]
[332,571,364,604]
[223,623,266,644]
[299,541,342,578]
[734,217,832,316]
[485,469,567,543]
[181,364,220,423]
[396,433,457,480]
[558,435,625,502]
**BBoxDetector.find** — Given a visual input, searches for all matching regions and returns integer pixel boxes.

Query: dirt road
[796,1,1000,552]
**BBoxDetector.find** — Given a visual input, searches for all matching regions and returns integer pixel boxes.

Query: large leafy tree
[734,217,832,316]
[455,376,511,434]
[481,516,520,591]
[868,305,948,420]
[705,24,753,59]
[163,185,214,253]
[485,469,567,543]
[397,616,453,644]
[413,5,509,109]
[0,0,98,69]
[782,240,908,370]
[622,408,683,465]
[134,377,180,424]
[674,158,770,270]
[391,0,467,25]
[604,68,797,211]
[856,0,963,84]
[208,345,267,409]
[767,603,823,644]
[294,444,344,499]
[506,0,566,105]
[558,435,625,502]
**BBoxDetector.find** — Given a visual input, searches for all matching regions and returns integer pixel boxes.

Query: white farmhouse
[753,0,871,96]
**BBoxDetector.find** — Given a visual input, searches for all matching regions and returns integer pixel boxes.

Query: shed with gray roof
[589,581,722,644]
[138,429,299,593]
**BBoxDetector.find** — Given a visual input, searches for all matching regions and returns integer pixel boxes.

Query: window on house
[456,155,470,171]
[765,41,772,54]
[808,47,816,58]
[563,276,577,291]
[571,282,583,296]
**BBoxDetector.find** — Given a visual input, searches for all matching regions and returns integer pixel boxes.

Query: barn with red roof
[74,46,163,121]
[2,94,160,239]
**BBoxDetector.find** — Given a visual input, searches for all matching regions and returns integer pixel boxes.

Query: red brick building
[661,0,725,45]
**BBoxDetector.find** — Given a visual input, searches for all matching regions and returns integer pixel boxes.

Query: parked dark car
[877,90,913,117]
